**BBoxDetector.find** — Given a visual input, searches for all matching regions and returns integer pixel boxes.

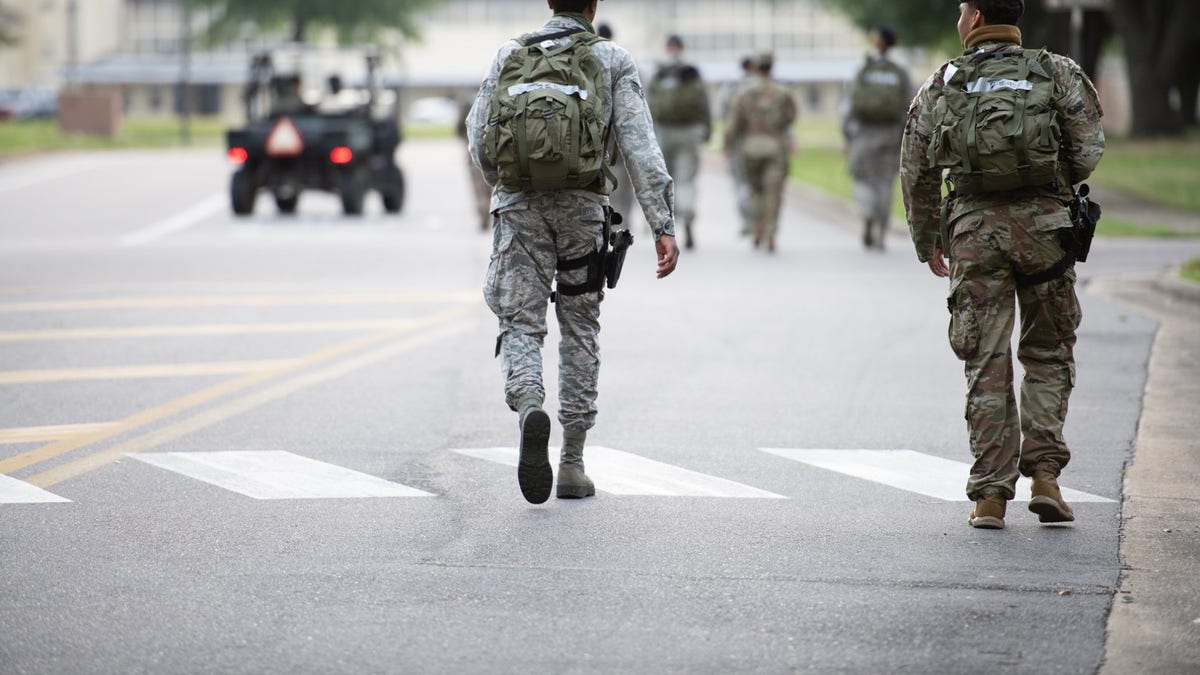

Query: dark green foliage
[814,0,960,50]
[185,0,448,44]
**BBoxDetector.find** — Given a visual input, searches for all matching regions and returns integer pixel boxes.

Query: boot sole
[969,515,1005,529]
[1029,496,1075,523]
[517,410,552,504]
[556,483,595,499]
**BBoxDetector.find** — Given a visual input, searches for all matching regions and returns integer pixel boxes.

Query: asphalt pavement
[1,139,1197,674]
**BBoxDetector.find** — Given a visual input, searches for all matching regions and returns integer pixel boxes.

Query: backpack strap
[1013,54,1032,183]
[520,27,587,46]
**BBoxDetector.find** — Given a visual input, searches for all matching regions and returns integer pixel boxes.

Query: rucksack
[485,27,610,193]
[733,80,795,157]
[648,63,708,125]
[850,57,909,124]
[929,47,1062,194]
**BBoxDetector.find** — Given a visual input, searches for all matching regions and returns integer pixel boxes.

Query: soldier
[842,25,912,250]
[648,35,711,250]
[597,22,635,222]
[456,94,492,231]
[724,52,796,253]
[467,0,680,504]
[719,56,758,237]
[901,0,1104,529]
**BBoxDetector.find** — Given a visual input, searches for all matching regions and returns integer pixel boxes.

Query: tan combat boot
[969,493,1007,529]
[556,430,595,499]
[1029,469,1075,523]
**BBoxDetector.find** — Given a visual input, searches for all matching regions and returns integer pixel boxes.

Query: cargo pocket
[947,276,981,361]
[483,224,516,316]
[1045,268,1082,340]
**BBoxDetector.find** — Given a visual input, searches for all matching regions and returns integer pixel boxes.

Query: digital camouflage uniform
[901,27,1105,502]
[649,59,711,248]
[468,13,675,434]
[724,73,797,251]
[843,54,912,248]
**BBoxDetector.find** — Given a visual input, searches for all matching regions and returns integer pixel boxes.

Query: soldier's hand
[656,235,679,279]
[928,247,949,278]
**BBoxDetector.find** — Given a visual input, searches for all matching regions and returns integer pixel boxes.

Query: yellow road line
[0,307,469,476]
[0,360,300,385]
[0,292,477,313]
[0,423,124,444]
[26,320,471,488]
[0,319,418,343]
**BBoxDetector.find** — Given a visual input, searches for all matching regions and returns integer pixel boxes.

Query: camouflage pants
[743,152,788,246]
[654,123,704,222]
[848,124,902,229]
[484,193,606,433]
[947,204,1081,501]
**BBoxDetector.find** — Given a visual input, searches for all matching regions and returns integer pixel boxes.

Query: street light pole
[66,0,78,90]
[179,3,192,145]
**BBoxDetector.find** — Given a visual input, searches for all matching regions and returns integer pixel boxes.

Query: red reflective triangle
[266,117,305,157]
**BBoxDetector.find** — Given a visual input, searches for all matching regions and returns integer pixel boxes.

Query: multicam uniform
[900,27,1105,501]
[467,12,675,433]
[724,74,796,251]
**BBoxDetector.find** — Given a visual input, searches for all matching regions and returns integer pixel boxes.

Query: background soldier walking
[724,52,796,253]
[648,35,711,250]
[467,0,679,504]
[901,0,1105,529]
[842,26,912,250]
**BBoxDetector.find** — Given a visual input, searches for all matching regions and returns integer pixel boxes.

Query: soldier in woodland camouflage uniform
[724,52,796,253]
[901,0,1104,529]
[468,0,680,503]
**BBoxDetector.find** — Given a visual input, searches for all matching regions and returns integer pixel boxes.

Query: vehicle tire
[340,168,365,216]
[231,169,255,216]
[274,193,299,214]
[381,165,405,214]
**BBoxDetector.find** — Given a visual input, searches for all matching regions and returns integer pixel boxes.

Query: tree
[186,0,449,44]
[1110,0,1200,136]
[815,0,960,52]
[0,3,21,47]
[1019,3,1111,81]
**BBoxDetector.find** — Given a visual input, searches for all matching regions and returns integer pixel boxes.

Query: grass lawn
[0,117,226,157]
[1183,257,1200,284]
[788,118,906,221]
[1089,131,1200,214]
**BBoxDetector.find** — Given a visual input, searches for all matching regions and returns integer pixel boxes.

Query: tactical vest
[648,63,708,125]
[850,57,909,124]
[929,47,1061,194]
[485,27,610,193]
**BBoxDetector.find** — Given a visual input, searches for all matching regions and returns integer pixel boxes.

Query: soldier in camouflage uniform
[842,26,912,250]
[467,0,680,504]
[901,0,1104,529]
[724,52,797,253]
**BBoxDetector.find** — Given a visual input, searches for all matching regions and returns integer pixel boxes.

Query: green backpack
[929,47,1062,194]
[648,63,708,125]
[850,57,909,124]
[485,27,610,193]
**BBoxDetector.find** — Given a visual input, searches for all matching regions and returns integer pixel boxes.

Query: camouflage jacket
[900,29,1105,262]
[466,13,676,240]
[723,75,797,158]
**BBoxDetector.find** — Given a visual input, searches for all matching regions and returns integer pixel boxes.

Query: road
[1,140,1197,674]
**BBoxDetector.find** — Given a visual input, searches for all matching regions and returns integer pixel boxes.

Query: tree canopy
[185,0,448,44]
[0,3,21,48]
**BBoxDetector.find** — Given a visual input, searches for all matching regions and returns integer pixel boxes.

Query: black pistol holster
[553,207,633,301]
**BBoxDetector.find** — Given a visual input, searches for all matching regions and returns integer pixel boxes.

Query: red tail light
[330,146,353,165]
[228,147,249,164]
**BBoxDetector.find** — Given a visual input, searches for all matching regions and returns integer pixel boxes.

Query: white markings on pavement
[132,450,434,500]
[452,447,786,498]
[119,193,226,247]
[760,448,1116,503]
[0,473,71,504]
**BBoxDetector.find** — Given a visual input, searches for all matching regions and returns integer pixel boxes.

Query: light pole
[179,2,192,144]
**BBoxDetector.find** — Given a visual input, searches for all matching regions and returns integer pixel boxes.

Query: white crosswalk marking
[0,473,71,504]
[132,451,434,499]
[760,448,1117,503]
[453,447,786,498]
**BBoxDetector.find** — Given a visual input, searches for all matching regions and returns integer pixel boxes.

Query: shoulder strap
[519,27,587,47]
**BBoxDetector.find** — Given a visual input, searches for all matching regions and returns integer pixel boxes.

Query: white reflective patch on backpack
[965,77,1034,94]
[507,81,590,101]
[864,70,902,86]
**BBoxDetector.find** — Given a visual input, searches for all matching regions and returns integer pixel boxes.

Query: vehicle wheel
[274,193,299,214]
[381,165,405,214]
[231,170,255,216]
[340,169,365,216]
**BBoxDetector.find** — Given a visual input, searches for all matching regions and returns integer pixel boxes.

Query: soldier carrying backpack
[467,0,680,505]
[842,25,912,250]
[900,0,1105,531]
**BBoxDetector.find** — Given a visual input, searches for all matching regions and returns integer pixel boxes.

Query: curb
[1155,265,1200,306]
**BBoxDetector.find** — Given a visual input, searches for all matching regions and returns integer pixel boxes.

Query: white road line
[0,473,71,504]
[453,447,786,498]
[0,422,124,444]
[131,450,434,499]
[119,193,226,247]
[760,448,1116,503]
